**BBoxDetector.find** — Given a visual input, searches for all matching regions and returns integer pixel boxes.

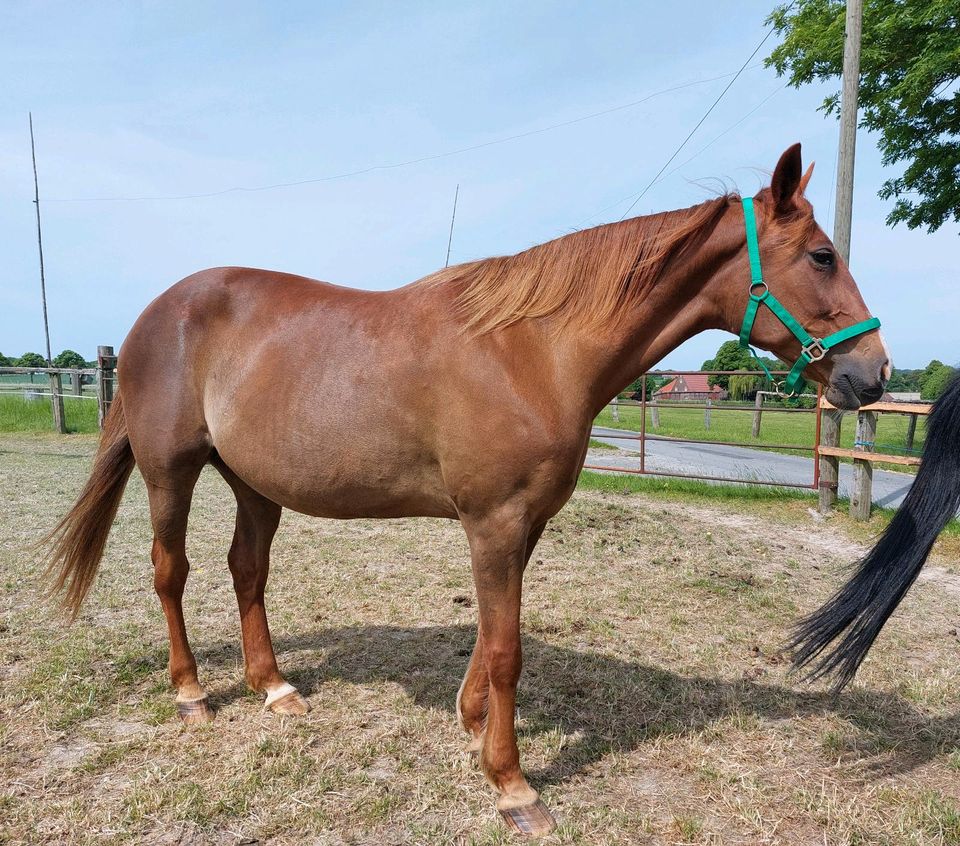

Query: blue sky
[1,1,955,370]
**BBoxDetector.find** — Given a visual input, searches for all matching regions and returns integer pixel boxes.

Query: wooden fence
[817,397,929,519]
[0,345,116,433]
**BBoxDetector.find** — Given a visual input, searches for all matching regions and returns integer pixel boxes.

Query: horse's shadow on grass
[193,624,960,790]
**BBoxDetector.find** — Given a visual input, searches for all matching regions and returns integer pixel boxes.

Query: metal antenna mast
[444,184,459,268]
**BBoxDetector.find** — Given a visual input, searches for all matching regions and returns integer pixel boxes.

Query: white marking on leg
[264,681,298,708]
[456,674,467,725]
[175,686,207,703]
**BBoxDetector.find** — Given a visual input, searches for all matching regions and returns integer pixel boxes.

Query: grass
[2,432,960,844]
[0,394,99,434]
[577,469,960,539]
[587,438,619,451]
[596,402,926,470]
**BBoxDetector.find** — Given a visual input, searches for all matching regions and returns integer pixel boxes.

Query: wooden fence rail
[818,398,930,519]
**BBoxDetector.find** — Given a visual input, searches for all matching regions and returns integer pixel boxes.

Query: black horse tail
[788,370,960,690]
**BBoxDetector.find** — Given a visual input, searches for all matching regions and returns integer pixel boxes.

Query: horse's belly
[214,437,457,520]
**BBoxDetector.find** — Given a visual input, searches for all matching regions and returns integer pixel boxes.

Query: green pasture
[0,394,99,434]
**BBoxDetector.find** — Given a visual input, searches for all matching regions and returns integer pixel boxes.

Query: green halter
[738,197,881,396]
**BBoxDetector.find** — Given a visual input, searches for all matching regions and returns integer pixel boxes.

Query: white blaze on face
[879,332,893,382]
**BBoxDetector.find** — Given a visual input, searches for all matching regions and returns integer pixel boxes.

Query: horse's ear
[771,143,803,214]
[799,161,815,195]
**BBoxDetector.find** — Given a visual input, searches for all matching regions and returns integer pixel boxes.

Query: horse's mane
[423,194,737,334]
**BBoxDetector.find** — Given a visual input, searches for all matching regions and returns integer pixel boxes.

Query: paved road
[589,426,916,509]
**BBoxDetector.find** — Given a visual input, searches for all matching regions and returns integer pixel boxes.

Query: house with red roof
[653,374,728,402]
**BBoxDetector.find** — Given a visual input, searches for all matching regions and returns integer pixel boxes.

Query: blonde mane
[424,195,736,333]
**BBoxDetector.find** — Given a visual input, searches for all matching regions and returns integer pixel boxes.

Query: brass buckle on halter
[801,338,827,363]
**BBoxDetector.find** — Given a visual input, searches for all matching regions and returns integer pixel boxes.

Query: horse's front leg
[457,523,545,756]
[462,514,556,837]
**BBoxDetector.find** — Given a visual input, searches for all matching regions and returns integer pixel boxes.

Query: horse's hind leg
[216,460,310,715]
[146,468,214,724]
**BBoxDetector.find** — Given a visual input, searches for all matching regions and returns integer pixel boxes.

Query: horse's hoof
[499,797,557,837]
[177,696,214,725]
[269,690,311,716]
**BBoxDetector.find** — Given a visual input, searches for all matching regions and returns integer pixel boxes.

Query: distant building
[654,374,728,402]
[886,392,921,402]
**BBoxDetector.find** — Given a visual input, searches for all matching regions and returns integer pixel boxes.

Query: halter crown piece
[738,197,881,396]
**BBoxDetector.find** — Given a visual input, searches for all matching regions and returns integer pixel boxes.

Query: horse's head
[729,143,889,410]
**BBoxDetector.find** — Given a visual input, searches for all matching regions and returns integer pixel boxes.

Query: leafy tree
[0,353,11,367]
[885,367,922,392]
[16,352,47,368]
[766,0,960,232]
[918,358,945,391]
[626,374,668,397]
[702,340,782,390]
[920,363,956,399]
[53,349,87,369]
[729,373,762,400]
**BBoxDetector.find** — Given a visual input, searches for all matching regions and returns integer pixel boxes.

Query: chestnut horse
[46,145,888,835]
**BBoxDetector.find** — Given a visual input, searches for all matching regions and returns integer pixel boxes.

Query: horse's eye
[810,249,835,269]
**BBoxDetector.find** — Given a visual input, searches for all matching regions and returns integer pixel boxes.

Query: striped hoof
[499,798,556,837]
[268,689,310,716]
[177,696,214,725]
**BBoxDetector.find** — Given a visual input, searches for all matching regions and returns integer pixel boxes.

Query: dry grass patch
[1,433,959,844]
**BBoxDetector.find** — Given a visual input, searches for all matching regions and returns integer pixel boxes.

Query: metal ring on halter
[749,281,769,300]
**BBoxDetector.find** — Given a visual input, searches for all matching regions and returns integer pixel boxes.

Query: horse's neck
[552,213,742,416]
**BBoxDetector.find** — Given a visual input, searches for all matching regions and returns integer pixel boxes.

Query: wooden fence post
[704,399,711,431]
[71,369,83,396]
[48,371,66,433]
[905,412,917,452]
[752,392,763,438]
[818,408,843,513]
[850,410,877,520]
[97,345,117,429]
[611,396,619,423]
[649,402,660,429]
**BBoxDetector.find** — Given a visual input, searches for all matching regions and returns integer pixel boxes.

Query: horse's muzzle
[826,357,888,410]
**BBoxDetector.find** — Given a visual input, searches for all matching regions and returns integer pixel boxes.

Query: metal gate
[584,370,823,490]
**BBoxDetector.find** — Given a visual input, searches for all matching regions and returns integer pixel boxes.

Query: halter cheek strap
[738,197,881,395]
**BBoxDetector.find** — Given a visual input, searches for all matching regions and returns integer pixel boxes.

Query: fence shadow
[192,623,960,790]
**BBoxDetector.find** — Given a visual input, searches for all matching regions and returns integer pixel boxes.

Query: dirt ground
[1,433,959,845]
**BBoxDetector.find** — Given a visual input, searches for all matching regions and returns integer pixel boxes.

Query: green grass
[588,438,619,451]
[0,394,99,433]
[577,469,960,536]
[577,468,813,502]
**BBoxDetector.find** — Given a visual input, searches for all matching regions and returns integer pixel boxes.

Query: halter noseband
[738,197,881,396]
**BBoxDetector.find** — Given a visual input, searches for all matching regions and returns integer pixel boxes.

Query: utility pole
[832,0,862,264]
[820,0,862,513]
[29,112,65,433]
[444,184,459,268]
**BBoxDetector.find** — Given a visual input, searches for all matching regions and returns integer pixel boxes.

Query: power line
[617,27,777,221]
[44,65,764,204]
[578,82,786,227]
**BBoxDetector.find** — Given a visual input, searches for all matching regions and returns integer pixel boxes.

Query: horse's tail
[43,391,136,618]
[788,370,960,690]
